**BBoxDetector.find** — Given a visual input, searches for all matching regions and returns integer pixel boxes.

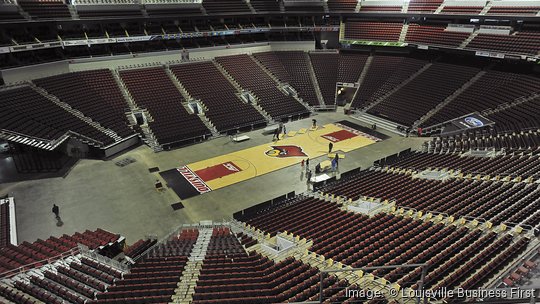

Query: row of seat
[389,150,540,178]
[405,24,470,47]
[192,231,348,304]
[369,62,480,126]
[441,6,483,14]
[215,54,310,119]
[351,55,428,109]
[488,96,540,133]
[145,229,198,258]
[427,129,540,153]
[1,252,127,304]
[270,51,321,106]
[16,0,70,19]
[0,86,115,146]
[33,69,134,139]
[239,197,532,297]
[170,61,266,132]
[91,229,195,303]
[486,6,540,15]
[319,168,539,229]
[327,0,357,11]
[8,0,540,20]
[344,21,403,42]
[119,67,211,146]
[467,31,540,56]
[337,52,368,84]
[408,0,443,12]
[0,229,119,275]
[423,70,540,128]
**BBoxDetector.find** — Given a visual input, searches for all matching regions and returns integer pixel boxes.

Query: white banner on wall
[62,40,91,47]
[475,51,490,57]
[87,38,117,45]
[116,36,152,43]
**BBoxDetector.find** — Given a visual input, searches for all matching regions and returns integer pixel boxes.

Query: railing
[312,104,337,111]
[134,221,231,262]
[0,128,52,146]
[66,130,106,147]
[0,247,80,279]
[386,158,540,181]
[78,244,130,273]
[501,222,536,234]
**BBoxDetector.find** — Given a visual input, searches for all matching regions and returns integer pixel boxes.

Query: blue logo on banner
[464,117,484,127]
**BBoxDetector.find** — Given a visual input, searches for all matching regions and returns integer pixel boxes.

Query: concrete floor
[0,112,425,246]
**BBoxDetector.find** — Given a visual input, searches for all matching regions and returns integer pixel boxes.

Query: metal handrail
[0,247,80,279]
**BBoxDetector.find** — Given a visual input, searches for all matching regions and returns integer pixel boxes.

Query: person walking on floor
[52,204,59,218]
[334,153,339,169]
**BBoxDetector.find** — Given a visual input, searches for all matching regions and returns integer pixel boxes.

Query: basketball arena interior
[0,0,540,302]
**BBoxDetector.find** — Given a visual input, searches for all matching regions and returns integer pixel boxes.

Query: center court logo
[222,162,240,172]
[265,145,307,158]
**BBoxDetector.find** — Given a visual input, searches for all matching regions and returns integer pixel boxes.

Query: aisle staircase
[399,23,409,43]
[353,55,373,92]
[305,52,326,107]
[354,0,362,12]
[401,0,409,13]
[67,5,79,19]
[460,29,480,48]
[112,69,139,110]
[434,2,445,14]
[171,228,213,304]
[244,0,256,14]
[480,0,493,15]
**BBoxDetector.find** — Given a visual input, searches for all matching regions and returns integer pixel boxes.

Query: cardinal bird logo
[265,145,307,158]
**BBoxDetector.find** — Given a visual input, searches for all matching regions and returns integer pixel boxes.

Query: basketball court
[160,121,387,199]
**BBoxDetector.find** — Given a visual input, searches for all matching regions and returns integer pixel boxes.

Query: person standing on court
[329,142,333,153]
[334,153,339,169]
[52,204,59,218]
